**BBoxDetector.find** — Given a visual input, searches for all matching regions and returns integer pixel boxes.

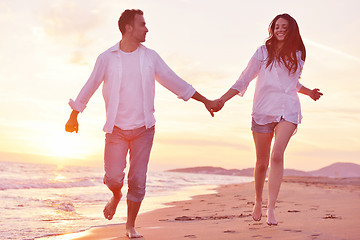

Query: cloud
[69,50,88,65]
[303,38,360,63]
[156,135,251,151]
[40,2,101,41]
[37,1,105,64]
[161,53,232,86]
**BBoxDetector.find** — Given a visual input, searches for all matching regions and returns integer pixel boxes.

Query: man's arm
[69,54,105,113]
[151,50,217,116]
[65,110,79,133]
[66,54,106,133]
[191,92,218,117]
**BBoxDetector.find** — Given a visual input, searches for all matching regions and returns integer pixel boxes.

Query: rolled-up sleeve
[153,51,196,101]
[231,47,262,96]
[69,54,105,112]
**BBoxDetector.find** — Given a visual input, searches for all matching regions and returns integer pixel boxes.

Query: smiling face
[274,17,289,42]
[127,14,148,43]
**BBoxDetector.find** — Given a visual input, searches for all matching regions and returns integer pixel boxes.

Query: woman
[215,14,322,225]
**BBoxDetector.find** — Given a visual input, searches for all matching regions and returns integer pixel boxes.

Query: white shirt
[231,45,304,125]
[69,43,196,133]
[115,48,145,130]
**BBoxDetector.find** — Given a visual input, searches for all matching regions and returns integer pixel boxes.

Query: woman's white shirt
[231,45,304,125]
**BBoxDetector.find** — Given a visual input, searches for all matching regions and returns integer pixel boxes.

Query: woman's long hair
[265,14,306,74]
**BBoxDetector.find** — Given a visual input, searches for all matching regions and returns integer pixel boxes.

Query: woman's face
[274,17,289,42]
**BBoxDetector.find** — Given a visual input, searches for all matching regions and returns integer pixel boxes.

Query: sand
[46,176,360,240]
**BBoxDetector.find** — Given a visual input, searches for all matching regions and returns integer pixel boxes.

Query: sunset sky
[0,0,359,171]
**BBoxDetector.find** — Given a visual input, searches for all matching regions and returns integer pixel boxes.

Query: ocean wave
[0,178,102,191]
[43,199,76,212]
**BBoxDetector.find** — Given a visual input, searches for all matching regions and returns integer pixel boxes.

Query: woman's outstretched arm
[212,88,240,112]
[298,86,323,101]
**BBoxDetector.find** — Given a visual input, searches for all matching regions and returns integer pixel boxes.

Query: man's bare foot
[103,195,121,220]
[126,226,143,239]
[252,202,262,221]
[266,208,278,225]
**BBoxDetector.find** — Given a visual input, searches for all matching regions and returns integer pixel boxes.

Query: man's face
[128,14,148,43]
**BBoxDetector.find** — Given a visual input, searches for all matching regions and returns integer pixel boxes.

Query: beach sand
[47,176,360,240]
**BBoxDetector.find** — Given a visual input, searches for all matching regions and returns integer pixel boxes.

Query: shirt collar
[110,42,121,52]
[110,42,145,52]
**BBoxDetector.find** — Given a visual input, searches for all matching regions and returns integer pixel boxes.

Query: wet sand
[45,176,360,240]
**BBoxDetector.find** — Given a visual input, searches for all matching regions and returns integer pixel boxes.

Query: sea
[0,161,253,240]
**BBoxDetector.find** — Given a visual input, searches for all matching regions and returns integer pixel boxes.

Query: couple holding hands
[65,9,322,238]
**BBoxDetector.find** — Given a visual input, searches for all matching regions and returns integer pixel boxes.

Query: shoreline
[36,176,360,240]
[34,184,224,240]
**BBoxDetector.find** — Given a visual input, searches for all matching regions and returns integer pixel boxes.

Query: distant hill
[309,162,360,178]
[167,162,360,178]
[167,166,254,176]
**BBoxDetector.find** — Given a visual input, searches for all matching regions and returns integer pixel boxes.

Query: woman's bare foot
[252,202,262,221]
[103,195,122,220]
[266,208,278,225]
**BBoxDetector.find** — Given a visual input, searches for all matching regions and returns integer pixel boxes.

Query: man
[65,9,217,238]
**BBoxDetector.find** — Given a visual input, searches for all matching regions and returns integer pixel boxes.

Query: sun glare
[46,131,83,159]
[54,174,66,182]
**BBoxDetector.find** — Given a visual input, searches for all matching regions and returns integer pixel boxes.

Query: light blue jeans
[103,125,155,202]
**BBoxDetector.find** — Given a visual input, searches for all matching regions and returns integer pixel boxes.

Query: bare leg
[267,121,297,225]
[252,132,273,221]
[126,200,143,238]
[103,187,123,220]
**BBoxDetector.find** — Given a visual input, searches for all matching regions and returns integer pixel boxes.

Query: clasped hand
[205,99,225,116]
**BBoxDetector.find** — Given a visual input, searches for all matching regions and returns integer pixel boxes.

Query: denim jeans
[103,125,155,202]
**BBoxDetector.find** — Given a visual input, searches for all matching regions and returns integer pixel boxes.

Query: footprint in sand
[249,227,261,230]
[323,214,341,219]
[175,216,194,221]
[184,234,196,238]
[311,234,321,239]
[158,218,169,221]
[283,229,302,233]
[251,235,272,239]
[287,210,300,213]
